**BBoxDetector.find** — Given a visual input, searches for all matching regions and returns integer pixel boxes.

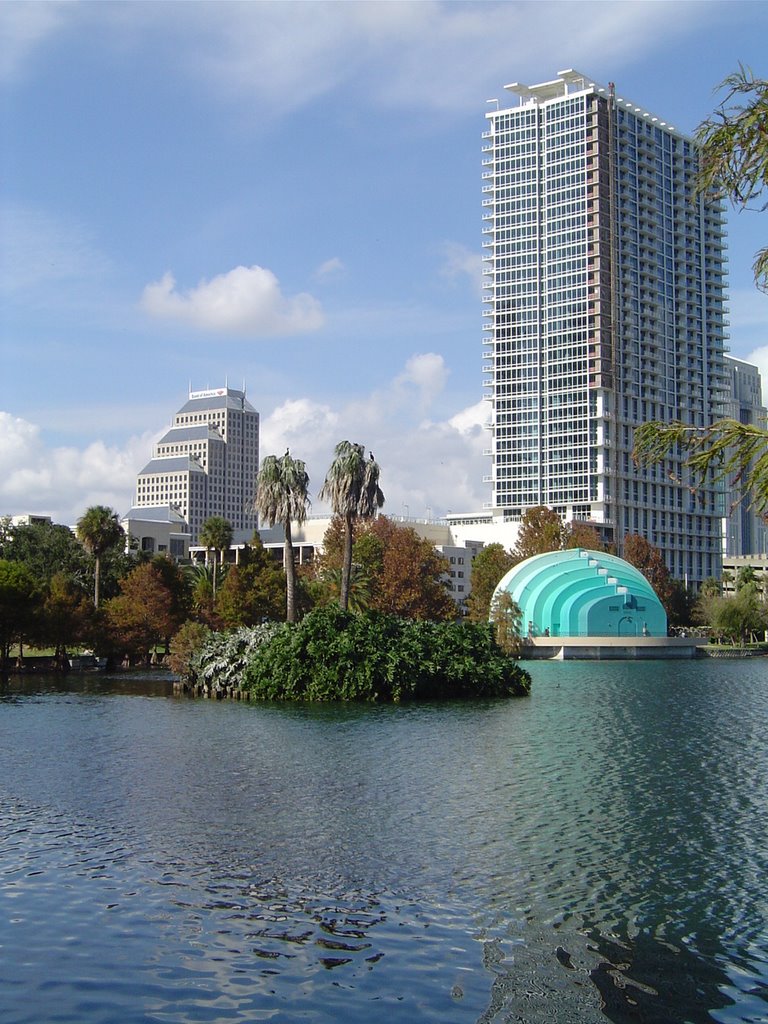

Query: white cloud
[439,241,483,296]
[314,257,345,280]
[449,400,489,435]
[743,347,768,406]
[259,354,488,517]
[394,353,450,412]
[0,412,153,526]
[140,266,325,337]
[261,398,340,457]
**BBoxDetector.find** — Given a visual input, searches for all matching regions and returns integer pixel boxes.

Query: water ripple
[1,661,767,1022]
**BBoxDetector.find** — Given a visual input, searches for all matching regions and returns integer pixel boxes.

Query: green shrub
[242,606,530,702]
[191,623,283,693]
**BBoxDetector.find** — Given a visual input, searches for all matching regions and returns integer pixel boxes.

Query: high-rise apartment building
[482,69,728,584]
[130,386,259,546]
[722,356,767,556]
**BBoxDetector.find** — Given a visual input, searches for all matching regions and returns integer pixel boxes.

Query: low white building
[121,506,190,559]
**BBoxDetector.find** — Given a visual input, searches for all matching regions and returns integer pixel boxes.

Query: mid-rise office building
[722,356,767,556]
[482,69,728,584]
[128,386,259,548]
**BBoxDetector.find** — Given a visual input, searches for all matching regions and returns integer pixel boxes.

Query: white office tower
[482,69,728,584]
[133,387,259,545]
[722,356,767,556]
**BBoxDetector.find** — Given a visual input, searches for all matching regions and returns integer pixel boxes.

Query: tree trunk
[340,512,354,611]
[94,555,101,608]
[284,520,297,624]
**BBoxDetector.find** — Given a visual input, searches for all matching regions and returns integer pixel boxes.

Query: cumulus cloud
[0,412,155,526]
[449,400,490,435]
[393,353,450,412]
[260,354,488,517]
[140,265,325,337]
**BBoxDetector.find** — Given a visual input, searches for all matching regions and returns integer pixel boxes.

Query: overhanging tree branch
[695,65,768,290]
[633,419,768,513]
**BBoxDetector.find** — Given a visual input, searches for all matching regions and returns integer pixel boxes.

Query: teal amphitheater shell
[491,548,668,639]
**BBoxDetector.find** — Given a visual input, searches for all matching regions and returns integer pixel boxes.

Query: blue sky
[2,0,768,525]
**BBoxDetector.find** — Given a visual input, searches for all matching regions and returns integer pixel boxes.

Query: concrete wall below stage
[522,636,707,660]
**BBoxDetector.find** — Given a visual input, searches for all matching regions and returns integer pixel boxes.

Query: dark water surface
[1,661,767,1023]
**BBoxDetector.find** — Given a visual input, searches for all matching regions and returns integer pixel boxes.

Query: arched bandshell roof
[491,548,667,639]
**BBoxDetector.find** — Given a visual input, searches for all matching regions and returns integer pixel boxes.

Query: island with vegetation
[171,607,531,703]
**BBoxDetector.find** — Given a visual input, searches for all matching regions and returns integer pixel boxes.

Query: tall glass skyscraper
[482,69,727,584]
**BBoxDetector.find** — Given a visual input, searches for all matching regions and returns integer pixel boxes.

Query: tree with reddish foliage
[565,520,609,552]
[513,507,609,563]
[105,563,183,664]
[512,506,566,560]
[364,516,455,621]
[314,515,374,612]
[316,515,454,621]
[622,534,676,612]
[150,555,192,637]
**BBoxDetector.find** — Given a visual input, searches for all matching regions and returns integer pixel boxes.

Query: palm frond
[633,418,768,513]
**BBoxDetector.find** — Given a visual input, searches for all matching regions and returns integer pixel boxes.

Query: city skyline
[2,2,768,526]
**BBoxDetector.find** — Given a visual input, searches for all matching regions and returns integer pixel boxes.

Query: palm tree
[254,451,310,623]
[319,442,384,611]
[76,505,125,608]
[198,516,233,600]
[320,562,373,614]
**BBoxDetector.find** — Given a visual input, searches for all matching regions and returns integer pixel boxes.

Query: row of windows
[544,116,585,136]
[544,181,585,200]
[491,140,539,156]
[492,111,538,131]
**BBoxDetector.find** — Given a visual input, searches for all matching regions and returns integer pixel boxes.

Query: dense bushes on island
[177,606,530,702]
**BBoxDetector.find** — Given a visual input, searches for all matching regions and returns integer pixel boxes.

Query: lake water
[1,660,767,1023]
